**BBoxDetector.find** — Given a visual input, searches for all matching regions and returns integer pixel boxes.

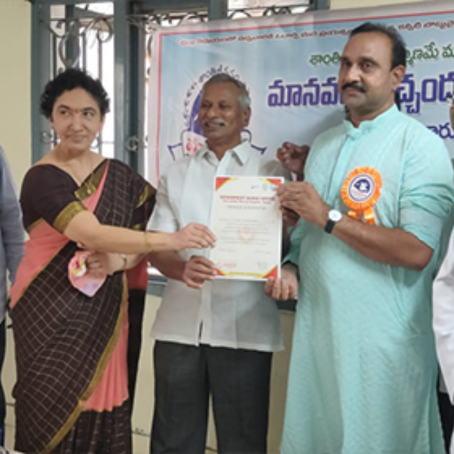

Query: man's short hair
[349,22,407,69]
[202,73,251,111]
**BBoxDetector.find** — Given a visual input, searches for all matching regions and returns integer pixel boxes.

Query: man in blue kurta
[274,22,454,453]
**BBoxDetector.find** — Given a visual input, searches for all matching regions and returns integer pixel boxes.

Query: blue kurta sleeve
[284,219,305,266]
[399,131,454,251]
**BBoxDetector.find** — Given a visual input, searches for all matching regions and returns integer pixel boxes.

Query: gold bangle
[144,230,154,253]
[119,254,128,270]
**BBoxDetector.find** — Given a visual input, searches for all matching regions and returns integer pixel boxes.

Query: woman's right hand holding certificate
[170,222,216,251]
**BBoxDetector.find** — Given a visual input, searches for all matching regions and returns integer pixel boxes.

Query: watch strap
[324,219,335,234]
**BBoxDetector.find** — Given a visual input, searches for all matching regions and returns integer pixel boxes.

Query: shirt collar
[196,139,252,165]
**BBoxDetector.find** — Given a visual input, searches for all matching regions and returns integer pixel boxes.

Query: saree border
[137,184,156,209]
[27,218,43,234]
[53,201,87,234]
[132,221,148,231]
[75,160,108,201]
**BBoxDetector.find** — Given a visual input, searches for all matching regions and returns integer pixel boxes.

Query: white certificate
[209,175,283,281]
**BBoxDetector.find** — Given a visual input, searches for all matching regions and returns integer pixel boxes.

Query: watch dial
[329,210,342,222]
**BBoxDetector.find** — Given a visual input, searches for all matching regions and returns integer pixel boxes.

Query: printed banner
[147,1,454,187]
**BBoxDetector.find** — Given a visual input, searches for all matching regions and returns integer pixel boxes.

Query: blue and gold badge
[341,167,382,224]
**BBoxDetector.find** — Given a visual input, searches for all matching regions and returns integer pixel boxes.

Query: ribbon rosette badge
[341,167,382,224]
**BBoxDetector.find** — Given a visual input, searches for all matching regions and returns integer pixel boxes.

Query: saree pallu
[9,160,155,454]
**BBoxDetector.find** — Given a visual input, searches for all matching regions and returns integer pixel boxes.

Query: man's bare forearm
[331,215,433,270]
[148,250,186,281]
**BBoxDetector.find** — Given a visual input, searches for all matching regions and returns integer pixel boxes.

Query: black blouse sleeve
[21,165,87,233]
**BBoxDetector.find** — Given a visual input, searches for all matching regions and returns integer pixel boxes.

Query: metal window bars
[30,0,327,172]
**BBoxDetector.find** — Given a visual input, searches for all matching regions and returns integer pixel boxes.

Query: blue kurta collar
[342,105,400,138]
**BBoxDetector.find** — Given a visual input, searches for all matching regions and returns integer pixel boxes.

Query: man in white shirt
[433,94,454,454]
[147,73,290,454]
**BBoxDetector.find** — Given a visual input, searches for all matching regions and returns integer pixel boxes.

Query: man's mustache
[341,82,366,93]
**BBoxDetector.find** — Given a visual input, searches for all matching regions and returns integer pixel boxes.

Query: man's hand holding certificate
[209,175,283,281]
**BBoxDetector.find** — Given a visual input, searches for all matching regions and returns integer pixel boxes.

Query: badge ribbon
[341,167,382,224]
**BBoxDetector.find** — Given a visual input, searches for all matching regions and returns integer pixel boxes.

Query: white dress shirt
[433,223,454,454]
[148,140,290,352]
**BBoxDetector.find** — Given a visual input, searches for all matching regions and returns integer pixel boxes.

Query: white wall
[0,0,31,186]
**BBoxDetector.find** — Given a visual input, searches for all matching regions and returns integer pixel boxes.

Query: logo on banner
[168,65,266,160]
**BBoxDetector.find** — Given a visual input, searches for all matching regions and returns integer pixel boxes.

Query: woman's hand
[170,223,216,251]
[86,252,123,276]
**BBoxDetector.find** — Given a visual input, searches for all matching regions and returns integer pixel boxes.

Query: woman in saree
[9,68,215,454]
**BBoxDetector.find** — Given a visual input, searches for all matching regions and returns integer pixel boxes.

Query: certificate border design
[211,175,283,281]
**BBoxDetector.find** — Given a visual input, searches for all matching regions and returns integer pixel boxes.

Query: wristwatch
[324,209,342,234]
